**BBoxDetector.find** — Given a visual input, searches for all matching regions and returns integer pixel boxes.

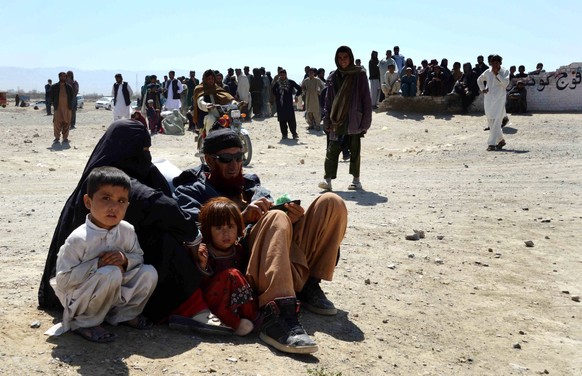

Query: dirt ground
[0,103,580,376]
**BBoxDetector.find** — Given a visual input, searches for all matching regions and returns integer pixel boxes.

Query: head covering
[192,70,234,126]
[38,119,170,309]
[203,128,242,155]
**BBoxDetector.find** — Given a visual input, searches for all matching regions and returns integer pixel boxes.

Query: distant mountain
[0,67,191,96]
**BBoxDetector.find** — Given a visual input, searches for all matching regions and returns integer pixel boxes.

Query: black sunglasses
[210,152,244,163]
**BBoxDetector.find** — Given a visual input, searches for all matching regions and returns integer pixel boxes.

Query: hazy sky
[1,0,580,87]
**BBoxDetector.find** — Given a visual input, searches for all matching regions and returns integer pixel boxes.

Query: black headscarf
[38,119,184,311]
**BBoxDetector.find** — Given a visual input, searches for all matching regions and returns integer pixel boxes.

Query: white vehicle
[76,95,84,109]
[95,96,114,110]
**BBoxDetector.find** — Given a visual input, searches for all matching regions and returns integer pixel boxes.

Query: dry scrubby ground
[0,104,580,375]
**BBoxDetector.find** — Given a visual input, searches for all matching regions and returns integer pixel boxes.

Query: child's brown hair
[199,197,244,242]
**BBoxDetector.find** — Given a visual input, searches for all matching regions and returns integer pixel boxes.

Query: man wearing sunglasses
[173,128,348,355]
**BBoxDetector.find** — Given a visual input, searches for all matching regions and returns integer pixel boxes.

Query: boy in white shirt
[49,166,158,342]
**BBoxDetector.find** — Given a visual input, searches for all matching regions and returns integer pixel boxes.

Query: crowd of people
[365,46,538,116]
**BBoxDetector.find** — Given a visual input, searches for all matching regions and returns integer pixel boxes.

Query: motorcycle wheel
[240,134,252,167]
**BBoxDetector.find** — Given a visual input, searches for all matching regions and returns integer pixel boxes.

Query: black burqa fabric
[38,119,202,321]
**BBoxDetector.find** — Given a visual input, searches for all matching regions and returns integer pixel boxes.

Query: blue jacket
[172,166,271,221]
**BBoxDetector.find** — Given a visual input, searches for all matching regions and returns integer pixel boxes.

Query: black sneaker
[297,277,337,316]
[259,297,318,354]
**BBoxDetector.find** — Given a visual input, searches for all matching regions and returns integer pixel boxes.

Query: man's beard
[208,171,244,198]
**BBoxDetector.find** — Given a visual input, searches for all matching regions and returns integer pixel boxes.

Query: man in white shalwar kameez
[477,55,509,151]
[111,74,134,120]
[236,68,251,118]
[164,70,184,110]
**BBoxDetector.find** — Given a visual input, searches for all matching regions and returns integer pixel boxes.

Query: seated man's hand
[242,197,271,224]
[285,202,304,224]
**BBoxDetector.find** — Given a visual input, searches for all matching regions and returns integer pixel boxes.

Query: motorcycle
[195,103,253,167]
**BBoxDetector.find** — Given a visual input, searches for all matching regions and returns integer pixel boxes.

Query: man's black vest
[113,82,131,106]
[165,79,180,99]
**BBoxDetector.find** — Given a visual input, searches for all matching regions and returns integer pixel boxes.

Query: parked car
[33,100,46,109]
[76,95,84,109]
[95,96,114,110]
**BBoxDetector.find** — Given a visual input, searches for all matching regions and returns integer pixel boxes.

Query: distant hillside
[0,67,191,96]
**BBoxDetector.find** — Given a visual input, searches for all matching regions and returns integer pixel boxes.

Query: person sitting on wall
[453,62,480,113]
[528,63,545,75]
[506,80,527,114]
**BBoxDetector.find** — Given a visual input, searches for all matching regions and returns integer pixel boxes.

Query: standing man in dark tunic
[66,71,79,129]
[44,79,52,115]
[272,69,302,140]
[368,51,380,108]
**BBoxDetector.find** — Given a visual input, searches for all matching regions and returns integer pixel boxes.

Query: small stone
[435,258,444,265]
[513,343,521,349]
[299,159,305,164]
[382,319,389,324]
[364,279,371,285]
[405,233,420,241]
[226,357,238,363]
[545,236,550,239]
[519,330,526,335]
[408,253,415,258]
[49,168,56,172]
[436,235,444,240]
[524,240,534,247]
[541,219,551,223]
[488,248,493,252]
[30,321,41,328]
[24,139,32,143]
[561,290,570,294]
[387,264,396,270]
[522,207,529,211]
[495,253,502,258]
[413,229,425,238]
[572,296,580,302]
[33,133,40,137]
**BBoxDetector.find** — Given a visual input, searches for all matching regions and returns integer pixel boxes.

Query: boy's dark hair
[199,197,244,242]
[87,166,131,198]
